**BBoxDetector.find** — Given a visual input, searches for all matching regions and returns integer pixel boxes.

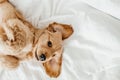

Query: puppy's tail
[0,0,7,3]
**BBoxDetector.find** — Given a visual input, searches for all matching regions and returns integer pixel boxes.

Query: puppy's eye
[48,41,52,47]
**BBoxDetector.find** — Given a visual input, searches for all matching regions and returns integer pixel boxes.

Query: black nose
[39,54,46,61]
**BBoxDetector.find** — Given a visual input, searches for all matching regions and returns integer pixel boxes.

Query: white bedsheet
[0,0,120,80]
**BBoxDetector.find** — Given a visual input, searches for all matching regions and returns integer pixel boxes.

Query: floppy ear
[42,48,63,78]
[47,22,74,40]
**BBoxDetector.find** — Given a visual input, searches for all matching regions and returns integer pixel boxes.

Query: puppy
[0,0,73,78]
[34,22,73,77]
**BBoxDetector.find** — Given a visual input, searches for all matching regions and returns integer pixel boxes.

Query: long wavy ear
[47,22,74,40]
[42,48,63,78]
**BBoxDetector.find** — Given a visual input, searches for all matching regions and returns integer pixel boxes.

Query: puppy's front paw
[0,55,19,69]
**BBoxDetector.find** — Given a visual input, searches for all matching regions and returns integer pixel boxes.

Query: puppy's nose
[39,54,46,61]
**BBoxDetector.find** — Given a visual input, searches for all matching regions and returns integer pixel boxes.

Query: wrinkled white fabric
[0,0,120,80]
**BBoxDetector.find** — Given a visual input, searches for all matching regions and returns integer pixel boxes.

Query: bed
[0,0,120,80]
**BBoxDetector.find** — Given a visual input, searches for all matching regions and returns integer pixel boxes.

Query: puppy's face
[34,29,63,62]
[33,22,73,77]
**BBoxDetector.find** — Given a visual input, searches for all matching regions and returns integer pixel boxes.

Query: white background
[0,0,120,80]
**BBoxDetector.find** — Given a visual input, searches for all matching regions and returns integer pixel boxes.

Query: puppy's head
[33,22,73,77]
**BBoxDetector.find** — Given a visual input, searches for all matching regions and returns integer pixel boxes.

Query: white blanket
[0,0,120,80]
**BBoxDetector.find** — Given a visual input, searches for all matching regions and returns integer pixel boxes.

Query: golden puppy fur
[0,0,73,78]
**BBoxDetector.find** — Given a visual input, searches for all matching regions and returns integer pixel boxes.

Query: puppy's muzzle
[35,50,46,61]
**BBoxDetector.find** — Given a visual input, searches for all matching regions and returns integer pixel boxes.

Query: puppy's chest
[16,44,33,59]
[21,43,33,54]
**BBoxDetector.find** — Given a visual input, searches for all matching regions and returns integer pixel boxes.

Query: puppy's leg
[0,55,19,69]
[43,49,63,78]
[1,19,27,50]
[2,23,14,41]
[0,25,7,41]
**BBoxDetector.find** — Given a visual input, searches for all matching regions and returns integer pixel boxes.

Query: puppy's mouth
[34,46,62,63]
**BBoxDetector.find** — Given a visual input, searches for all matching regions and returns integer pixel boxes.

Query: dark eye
[48,41,52,47]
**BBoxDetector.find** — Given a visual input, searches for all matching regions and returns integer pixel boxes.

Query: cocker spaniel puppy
[0,0,73,78]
